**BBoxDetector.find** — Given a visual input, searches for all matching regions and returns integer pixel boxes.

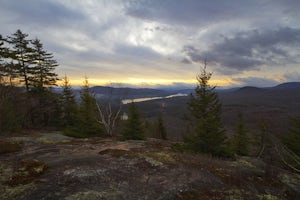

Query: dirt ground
[0,132,299,200]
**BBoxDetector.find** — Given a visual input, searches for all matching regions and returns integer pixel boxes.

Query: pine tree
[30,38,58,89]
[61,75,78,127]
[187,62,227,156]
[7,30,33,92]
[122,102,145,140]
[231,112,249,156]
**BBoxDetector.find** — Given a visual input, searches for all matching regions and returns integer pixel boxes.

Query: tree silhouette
[186,62,227,156]
[7,30,33,92]
[77,78,103,136]
[30,38,58,89]
[61,75,78,127]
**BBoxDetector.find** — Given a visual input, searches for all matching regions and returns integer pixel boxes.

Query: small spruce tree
[61,75,78,127]
[186,62,227,156]
[77,78,103,136]
[122,102,145,140]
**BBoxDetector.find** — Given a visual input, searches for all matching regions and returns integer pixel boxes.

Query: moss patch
[7,159,48,186]
[257,194,279,200]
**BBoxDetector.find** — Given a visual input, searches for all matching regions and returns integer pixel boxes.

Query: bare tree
[95,84,126,136]
[96,100,121,137]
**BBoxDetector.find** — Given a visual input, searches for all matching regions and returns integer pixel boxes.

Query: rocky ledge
[0,132,299,200]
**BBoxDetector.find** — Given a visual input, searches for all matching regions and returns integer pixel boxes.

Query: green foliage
[283,113,300,156]
[122,102,145,140]
[76,78,103,136]
[27,88,63,128]
[186,65,228,157]
[1,30,58,90]
[61,75,78,127]
[231,113,249,156]
[30,38,58,88]
[0,30,60,132]
[7,30,33,91]
[0,86,25,133]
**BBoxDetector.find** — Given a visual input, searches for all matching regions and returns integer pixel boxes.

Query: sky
[0,0,300,88]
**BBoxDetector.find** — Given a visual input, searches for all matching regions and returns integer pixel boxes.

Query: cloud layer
[183,27,300,71]
[0,0,299,87]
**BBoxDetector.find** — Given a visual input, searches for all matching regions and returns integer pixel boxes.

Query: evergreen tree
[122,102,145,140]
[30,38,58,89]
[20,37,59,128]
[77,78,102,136]
[186,63,227,156]
[0,30,61,131]
[157,114,167,140]
[231,112,249,156]
[61,75,78,127]
[7,30,33,92]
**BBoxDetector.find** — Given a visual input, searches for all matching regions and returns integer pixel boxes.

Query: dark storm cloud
[1,0,86,26]
[183,27,300,71]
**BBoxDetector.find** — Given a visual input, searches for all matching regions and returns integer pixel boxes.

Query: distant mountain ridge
[221,82,300,94]
[67,82,300,98]
[236,86,264,93]
[272,82,300,89]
